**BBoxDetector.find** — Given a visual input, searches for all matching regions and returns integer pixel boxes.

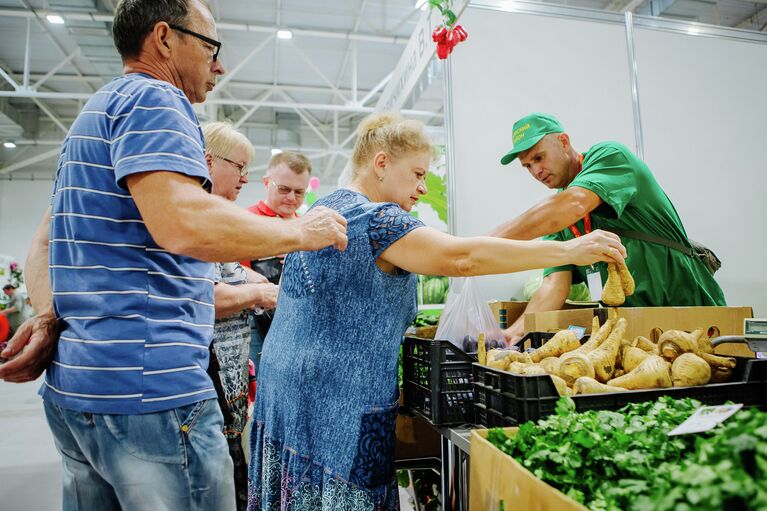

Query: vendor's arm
[0,306,18,315]
[488,186,602,240]
[214,281,279,318]
[503,271,572,345]
[0,207,59,383]
[379,226,624,277]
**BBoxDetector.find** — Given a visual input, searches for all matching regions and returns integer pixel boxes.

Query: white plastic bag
[435,277,503,352]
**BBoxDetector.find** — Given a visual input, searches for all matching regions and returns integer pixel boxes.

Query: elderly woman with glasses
[202,121,279,511]
[247,112,627,510]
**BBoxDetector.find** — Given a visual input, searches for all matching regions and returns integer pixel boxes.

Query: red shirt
[248,200,280,218]
[241,201,296,267]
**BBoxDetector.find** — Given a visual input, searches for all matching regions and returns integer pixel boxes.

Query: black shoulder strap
[610,229,693,257]
[207,345,235,425]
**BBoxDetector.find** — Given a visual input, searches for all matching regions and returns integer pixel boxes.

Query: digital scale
[711,318,767,356]
[744,318,767,354]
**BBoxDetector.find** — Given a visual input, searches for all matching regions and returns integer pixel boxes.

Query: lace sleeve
[368,203,424,259]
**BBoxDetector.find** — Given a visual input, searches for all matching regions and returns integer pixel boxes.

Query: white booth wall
[446,2,767,316]
[0,180,54,270]
[633,25,767,316]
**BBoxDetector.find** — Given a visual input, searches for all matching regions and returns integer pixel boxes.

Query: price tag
[568,325,587,340]
[667,404,743,436]
[586,268,603,302]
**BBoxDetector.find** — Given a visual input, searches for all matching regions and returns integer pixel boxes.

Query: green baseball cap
[500,112,565,165]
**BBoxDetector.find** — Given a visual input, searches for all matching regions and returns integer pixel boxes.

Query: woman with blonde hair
[247,113,626,510]
[202,121,279,510]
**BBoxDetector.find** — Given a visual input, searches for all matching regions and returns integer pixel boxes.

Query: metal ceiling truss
[0,2,437,178]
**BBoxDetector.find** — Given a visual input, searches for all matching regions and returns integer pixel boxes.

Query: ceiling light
[277,30,293,40]
[271,148,283,156]
[687,26,700,35]
[3,142,17,148]
[46,14,65,25]
[415,0,429,10]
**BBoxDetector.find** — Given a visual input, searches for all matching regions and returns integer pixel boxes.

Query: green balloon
[305,191,318,205]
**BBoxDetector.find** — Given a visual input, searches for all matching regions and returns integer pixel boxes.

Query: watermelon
[422,277,449,304]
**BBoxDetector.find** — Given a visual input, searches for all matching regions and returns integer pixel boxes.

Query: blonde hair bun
[351,112,432,176]
[357,112,403,137]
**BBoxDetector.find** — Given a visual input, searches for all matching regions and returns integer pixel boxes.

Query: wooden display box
[470,428,587,511]
[523,306,755,357]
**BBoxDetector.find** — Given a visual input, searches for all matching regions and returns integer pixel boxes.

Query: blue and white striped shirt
[41,73,217,414]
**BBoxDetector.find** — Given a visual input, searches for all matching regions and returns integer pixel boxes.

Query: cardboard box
[488,300,598,329]
[488,300,529,328]
[395,393,440,460]
[470,428,587,511]
[523,306,755,357]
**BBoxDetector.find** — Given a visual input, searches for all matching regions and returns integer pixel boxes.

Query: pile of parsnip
[482,316,738,396]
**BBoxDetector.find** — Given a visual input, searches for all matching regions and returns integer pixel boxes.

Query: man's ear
[557,133,571,151]
[151,22,173,59]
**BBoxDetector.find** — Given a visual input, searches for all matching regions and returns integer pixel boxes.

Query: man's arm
[126,171,347,262]
[214,281,278,318]
[0,208,59,383]
[503,271,572,345]
[0,306,18,315]
[489,186,602,240]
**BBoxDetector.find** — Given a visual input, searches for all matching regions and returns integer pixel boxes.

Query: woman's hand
[565,230,627,267]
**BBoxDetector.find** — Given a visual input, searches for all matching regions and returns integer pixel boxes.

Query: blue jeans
[44,398,235,511]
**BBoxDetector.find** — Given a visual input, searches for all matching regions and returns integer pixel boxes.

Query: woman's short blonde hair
[350,112,432,178]
[201,121,255,163]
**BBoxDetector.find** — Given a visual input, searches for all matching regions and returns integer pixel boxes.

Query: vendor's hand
[295,206,348,252]
[0,312,59,383]
[503,324,524,347]
[253,283,279,310]
[566,229,626,267]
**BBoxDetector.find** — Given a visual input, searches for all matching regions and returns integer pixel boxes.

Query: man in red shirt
[248,151,312,219]
[246,151,312,373]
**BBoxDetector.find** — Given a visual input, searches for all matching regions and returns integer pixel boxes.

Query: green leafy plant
[418,172,447,225]
[487,397,767,511]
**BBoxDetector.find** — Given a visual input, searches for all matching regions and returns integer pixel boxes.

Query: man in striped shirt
[0,1,347,509]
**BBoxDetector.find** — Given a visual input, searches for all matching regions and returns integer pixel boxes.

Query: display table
[436,427,471,511]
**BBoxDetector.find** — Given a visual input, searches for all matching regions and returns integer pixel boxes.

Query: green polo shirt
[543,141,725,306]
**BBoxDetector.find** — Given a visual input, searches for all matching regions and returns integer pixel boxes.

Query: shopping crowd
[0,1,722,510]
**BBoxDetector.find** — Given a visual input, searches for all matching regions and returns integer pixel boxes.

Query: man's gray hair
[112,0,208,60]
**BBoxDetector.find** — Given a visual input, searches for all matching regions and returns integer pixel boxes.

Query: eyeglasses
[168,24,222,62]
[269,180,306,198]
[214,155,248,177]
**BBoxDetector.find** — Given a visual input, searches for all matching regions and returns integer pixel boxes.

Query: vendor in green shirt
[491,113,726,345]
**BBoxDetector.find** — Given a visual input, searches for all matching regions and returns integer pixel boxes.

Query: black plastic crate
[402,336,476,426]
[514,331,556,351]
[473,356,767,427]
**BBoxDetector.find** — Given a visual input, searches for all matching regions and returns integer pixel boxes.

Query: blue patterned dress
[247,189,424,511]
